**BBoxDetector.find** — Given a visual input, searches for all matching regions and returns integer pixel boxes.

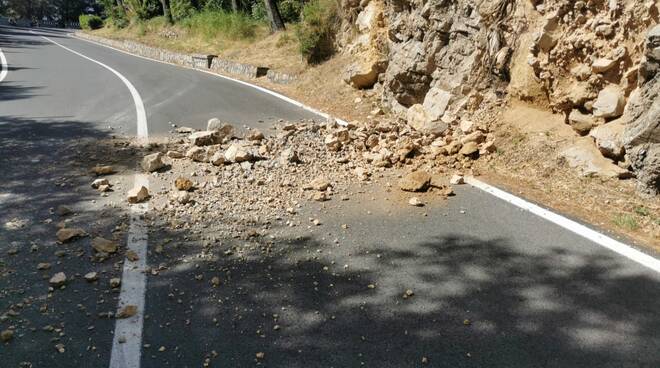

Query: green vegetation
[295,0,338,63]
[180,10,260,40]
[79,14,104,30]
[613,213,640,231]
[634,206,650,217]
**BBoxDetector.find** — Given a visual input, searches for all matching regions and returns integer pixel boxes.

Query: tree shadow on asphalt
[0,115,143,367]
[143,220,660,367]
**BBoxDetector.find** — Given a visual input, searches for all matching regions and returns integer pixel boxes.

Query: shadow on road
[142,217,660,367]
[0,115,140,367]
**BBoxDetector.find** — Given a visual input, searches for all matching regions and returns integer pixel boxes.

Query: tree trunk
[160,0,173,24]
[263,0,285,31]
[231,0,239,12]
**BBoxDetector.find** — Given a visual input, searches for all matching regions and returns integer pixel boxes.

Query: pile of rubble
[126,116,494,235]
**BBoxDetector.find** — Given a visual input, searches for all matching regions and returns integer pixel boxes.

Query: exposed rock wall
[340,0,659,195]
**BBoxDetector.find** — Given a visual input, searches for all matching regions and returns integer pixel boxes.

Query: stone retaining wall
[75,32,297,84]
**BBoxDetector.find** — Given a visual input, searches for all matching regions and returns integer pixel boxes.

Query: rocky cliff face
[340,0,660,195]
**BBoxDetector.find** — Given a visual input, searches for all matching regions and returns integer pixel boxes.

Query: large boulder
[593,86,625,119]
[568,109,597,135]
[559,138,630,179]
[344,60,386,89]
[422,86,452,122]
[206,119,234,137]
[406,104,448,135]
[141,152,165,172]
[589,120,625,159]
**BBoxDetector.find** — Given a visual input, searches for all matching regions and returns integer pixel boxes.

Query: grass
[613,213,640,231]
[180,10,262,41]
[634,206,650,217]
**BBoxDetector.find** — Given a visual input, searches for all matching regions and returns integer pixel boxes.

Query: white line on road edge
[465,176,660,274]
[37,31,151,368]
[38,34,149,142]
[0,47,8,82]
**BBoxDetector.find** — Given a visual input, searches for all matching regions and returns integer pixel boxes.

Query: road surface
[1,26,660,368]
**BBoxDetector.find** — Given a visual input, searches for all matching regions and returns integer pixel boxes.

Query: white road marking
[465,176,660,273]
[0,47,8,82]
[37,31,151,368]
[71,33,350,126]
[39,33,149,142]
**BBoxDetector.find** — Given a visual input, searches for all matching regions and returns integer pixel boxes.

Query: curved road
[1,26,660,368]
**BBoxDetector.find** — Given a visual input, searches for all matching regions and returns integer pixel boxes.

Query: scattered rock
[399,171,431,192]
[224,144,251,163]
[37,262,51,270]
[49,272,67,287]
[1,330,14,342]
[406,104,449,135]
[189,131,221,146]
[246,129,264,141]
[207,119,234,137]
[280,148,300,165]
[110,278,121,288]
[174,177,193,191]
[141,152,165,172]
[92,237,118,254]
[166,150,184,159]
[305,177,331,191]
[56,228,86,243]
[408,197,424,206]
[91,178,109,189]
[459,141,479,157]
[591,58,616,73]
[91,165,114,175]
[175,191,191,204]
[127,186,150,203]
[84,272,98,282]
[117,305,138,319]
[449,174,464,185]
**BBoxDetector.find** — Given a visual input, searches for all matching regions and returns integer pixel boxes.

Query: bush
[296,0,338,63]
[79,15,103,30]
[180,10,260,40]
[171,0,196,21]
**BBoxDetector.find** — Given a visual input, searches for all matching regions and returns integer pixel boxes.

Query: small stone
[189,131,221,146]
[141,152,165,172]
[91,178,109,189]
[92,237,118,254]
[399,171,431,192]
[56,228,86,243]
[402,289,414,299]
[186,147,207,162]
[166,150,184,159]
[55,205,72,216]
[49,272,67,287]
[37,262,51,270]
[312,192,329,202]
[127,186,150,203]
[174,177,193,191]
[55,343,65,353]
[224,144,251,163]
[246,129,264,141]
[210,151,226,166]
[256,352,265,360]
[305,177,331,191]
[91,165,114,175]
[117,305,138,319]
[325,135,342,151]
[449,175,464,185]
[175,191,191,204]
[0,329,14,342]
[409,197,424,207]
[568,110,597,135]
[126,250,139,262]
[110,278,121,288]
[211,276,221,287]
[207,119,234,137]
[459,142,479,156]
[279,148,300,165]
[591,58,616,73]
[84,272,98,282]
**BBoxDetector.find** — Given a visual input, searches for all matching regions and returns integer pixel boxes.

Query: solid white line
[465,176,660,274]
[39,33,149,142]
[70,33,349,126]
[36,30,151,368]
[110,175,149,368]
[0,47,8,82]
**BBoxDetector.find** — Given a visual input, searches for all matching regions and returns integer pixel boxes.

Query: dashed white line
[37,31,151,368]
[465,176,660,274]
[0,47,8,82]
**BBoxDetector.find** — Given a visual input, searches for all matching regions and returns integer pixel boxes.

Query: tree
[263,0,284,31]
[160,0,172,23]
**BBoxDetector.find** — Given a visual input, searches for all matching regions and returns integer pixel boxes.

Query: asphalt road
[1,26,660,368]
